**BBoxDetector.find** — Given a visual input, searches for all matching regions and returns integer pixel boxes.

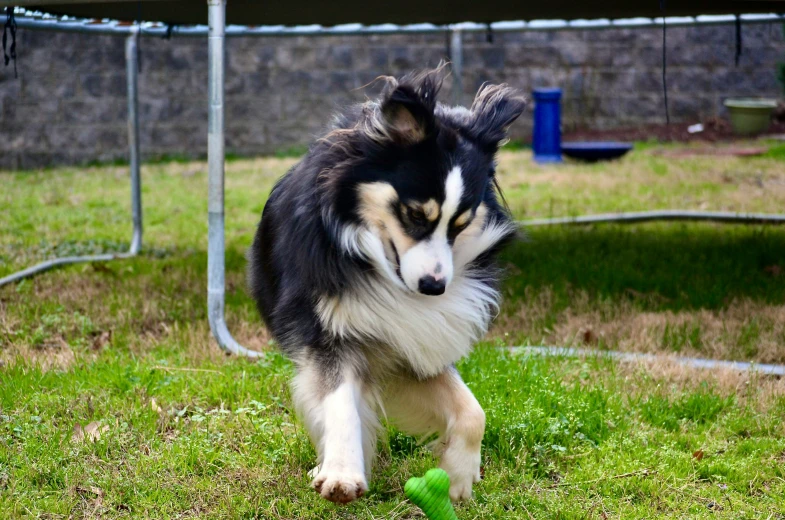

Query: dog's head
[320,69,526,295]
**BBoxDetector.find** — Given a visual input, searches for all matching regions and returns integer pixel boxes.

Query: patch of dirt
[653,147,769,158]
[232,321,273,352]
[614,357,785,411]
[563,118,785,144]
[29,276,110,306]
[491,288,785,365]
[0,341,76,371]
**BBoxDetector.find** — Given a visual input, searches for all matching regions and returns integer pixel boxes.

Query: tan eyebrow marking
[454,209,473,228]
[421,199,440,221]
[407,198,440,222]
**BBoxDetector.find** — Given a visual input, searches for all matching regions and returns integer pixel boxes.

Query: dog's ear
[379,73,439,145]
[469,84,527,152]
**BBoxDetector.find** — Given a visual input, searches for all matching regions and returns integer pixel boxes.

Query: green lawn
[1,143,785,518]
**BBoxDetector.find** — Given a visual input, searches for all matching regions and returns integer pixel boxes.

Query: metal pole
[126,28,142,254]
[449,29,463,106]
[206,0,262,357]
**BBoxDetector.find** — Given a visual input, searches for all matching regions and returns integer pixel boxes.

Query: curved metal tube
[206,0,263,358]
[0,30,142,288]
[0,252,136,286]
[506,346,785,376]
[520,210,785,227]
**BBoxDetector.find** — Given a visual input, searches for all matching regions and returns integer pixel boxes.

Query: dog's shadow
[501,224,785,312]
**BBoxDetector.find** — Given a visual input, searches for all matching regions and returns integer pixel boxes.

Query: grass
[1,141,785,518]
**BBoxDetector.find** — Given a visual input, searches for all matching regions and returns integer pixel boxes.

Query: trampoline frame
[2,5,784,365]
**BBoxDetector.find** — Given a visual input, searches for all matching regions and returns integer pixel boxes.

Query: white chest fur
[316,274,499,378]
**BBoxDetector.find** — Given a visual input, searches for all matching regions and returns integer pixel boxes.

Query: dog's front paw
[441,445,482,501]
[446,470,477,501]
[311,468,368,504]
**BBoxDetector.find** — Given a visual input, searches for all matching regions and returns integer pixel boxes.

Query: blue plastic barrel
[532,88,562,164]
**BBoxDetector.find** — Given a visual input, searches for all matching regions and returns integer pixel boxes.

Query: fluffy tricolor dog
[248,69,525,503]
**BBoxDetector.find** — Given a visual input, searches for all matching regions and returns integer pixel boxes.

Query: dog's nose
[418,275,446,296]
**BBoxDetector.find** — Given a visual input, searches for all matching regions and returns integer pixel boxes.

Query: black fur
[248,70,525,377]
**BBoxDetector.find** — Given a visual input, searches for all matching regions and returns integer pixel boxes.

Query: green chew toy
[404,468,458,520]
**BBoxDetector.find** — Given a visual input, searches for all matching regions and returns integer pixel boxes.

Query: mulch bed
[652,146,770,157]
[563,118,785,144]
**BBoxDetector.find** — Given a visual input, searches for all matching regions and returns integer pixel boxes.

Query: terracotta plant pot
[723,98,778,135]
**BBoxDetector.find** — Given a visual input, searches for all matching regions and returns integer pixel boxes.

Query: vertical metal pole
[207,0,261,357]
[450,29,464,106]
[126,28,143,254]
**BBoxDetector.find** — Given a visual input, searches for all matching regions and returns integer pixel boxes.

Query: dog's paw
[311,469,368,504]
[441,445,481,501]
[447,471,476,501]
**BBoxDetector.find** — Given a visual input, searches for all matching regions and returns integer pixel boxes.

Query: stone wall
[0,21,783,169]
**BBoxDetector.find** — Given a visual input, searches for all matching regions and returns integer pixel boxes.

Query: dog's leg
[292,362,377,504]
[384,367,484,501]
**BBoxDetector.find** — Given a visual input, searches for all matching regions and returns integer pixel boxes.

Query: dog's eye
[451,221,470,236]
[408,207,427,225]
[449,210,474,239]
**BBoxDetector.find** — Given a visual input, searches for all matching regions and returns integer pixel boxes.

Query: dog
[248,68,525,504]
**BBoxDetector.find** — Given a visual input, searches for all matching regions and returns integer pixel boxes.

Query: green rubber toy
[404,468,458,520]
